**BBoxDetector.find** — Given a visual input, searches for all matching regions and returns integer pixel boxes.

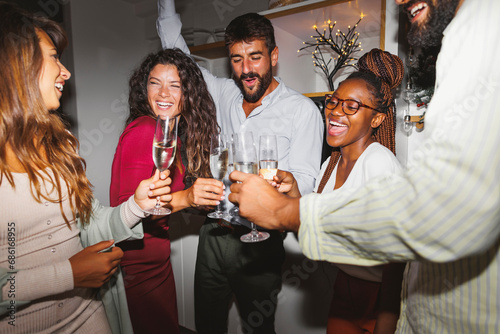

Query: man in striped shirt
[230,0,500,332]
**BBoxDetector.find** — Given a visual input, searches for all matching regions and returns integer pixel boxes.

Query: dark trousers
[194,222,285,334]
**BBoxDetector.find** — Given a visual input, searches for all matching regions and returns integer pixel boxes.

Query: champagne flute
[259,135,278,180]
[145,115,178,215]
[226,134,234,174]
[233,132,270,243]
[208,133,230,219]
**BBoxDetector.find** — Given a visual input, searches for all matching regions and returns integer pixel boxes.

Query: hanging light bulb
[403,76,416,103]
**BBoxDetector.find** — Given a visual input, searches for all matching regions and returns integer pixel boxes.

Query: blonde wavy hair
[0,3,93,225]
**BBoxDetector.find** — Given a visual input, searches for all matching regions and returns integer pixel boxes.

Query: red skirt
[119,219,180,334]
[327,269,381,334]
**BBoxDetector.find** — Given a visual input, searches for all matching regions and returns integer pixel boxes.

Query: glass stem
[251,223,258,235]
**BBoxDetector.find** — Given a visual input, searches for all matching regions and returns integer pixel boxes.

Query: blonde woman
[0,3,172,333]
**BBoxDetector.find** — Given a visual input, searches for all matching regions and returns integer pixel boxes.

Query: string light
[298,17,363,91]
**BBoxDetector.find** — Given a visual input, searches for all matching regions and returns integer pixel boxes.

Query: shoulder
[317,156,332,178]
[319,156,331,172]
[275,82,320,116]
[360,143,402,175]
[125,116,156,131]
[117,116,155,147]
[362,143,400,165]
[121,116,155,137]
[281,84,317,107]
[201,67,239,95]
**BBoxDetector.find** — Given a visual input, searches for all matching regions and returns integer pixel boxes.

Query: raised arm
[156,0,190,53]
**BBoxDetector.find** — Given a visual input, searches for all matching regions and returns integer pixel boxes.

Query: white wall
[69,0,161,205]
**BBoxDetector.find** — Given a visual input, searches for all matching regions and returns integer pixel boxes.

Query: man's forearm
[277,196,301,232]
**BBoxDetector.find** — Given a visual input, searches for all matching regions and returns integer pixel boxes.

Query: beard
[234,69,273,103]
[404,0,461,48]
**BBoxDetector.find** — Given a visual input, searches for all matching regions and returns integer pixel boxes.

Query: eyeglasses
[324,94,382,115]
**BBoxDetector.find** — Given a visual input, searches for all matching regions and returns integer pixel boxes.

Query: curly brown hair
[0,2,93,225]
[317,48,404,193]
[127,48,218,179]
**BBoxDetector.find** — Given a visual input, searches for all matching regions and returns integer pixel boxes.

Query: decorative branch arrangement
[299,17,363,91]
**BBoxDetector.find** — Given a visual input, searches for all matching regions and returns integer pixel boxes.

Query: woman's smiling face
[325,78,386,152]
[147,64,183,118]
[37,29,71,111]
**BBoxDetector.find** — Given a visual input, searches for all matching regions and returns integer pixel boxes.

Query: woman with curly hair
[110,48,220,333]
[0,3,172,334]
[270,48,405,333]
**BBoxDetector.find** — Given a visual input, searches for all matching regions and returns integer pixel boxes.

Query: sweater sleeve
[79,197,146,248]
[1,259,74,307]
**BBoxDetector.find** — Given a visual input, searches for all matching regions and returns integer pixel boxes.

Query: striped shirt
[299,1,500,333]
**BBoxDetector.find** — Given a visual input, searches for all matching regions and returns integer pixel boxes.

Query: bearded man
[157,1,324,333]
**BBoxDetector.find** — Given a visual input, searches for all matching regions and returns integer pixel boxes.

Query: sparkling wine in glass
[226,134,234,174]
[259,135,278,180]
[233,132,270,243]
[145,115,178,215]
[208,133,230,219]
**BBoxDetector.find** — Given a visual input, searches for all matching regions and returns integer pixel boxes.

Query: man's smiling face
[397,0,461,48]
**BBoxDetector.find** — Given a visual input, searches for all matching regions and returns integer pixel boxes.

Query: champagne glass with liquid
[233,132,270,243]
[145,115,178,215]
[208,133,230,219]
[259,135,278,181]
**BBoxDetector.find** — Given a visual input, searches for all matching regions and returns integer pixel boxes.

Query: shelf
[189,0,383,59]
[304,91,332,98]
[188,0,354,59]
[189,41,226,59]
[261,0,351,19]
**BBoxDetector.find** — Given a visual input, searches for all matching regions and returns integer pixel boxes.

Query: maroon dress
[110,116,183,334]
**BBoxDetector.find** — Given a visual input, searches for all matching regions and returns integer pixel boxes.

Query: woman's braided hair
[317,48,404,193]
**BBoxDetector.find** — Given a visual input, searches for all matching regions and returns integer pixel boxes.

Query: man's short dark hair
[224,13,276,55]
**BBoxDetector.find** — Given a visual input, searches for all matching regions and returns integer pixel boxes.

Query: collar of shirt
[237,76,285,120]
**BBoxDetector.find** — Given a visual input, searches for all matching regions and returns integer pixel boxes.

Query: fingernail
[149,184,155,189]
[221,196,225,200]
[148,191,153,196]
[223,184,226,189]
[215,201,220,205]
[223,190,226,195]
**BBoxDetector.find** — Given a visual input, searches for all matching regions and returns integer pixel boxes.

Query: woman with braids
[0,3,172,333]
[270,48,405,333]
[109,48,220,333]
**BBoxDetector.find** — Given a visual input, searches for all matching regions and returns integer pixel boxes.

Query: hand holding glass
[208,133,230,219]
[233,132,270,243]
[145,115,178,215]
